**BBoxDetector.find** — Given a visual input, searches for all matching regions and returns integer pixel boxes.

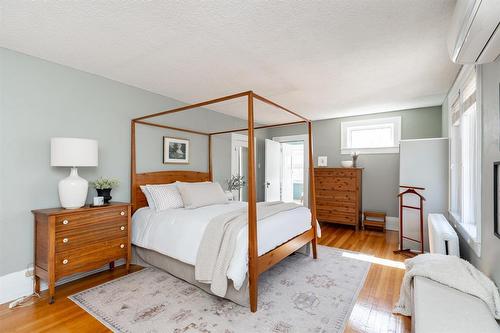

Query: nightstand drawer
[55,207,128,232]
[55,237,128,278]
[55,222,128,252]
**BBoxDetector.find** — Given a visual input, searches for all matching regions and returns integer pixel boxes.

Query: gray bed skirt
[132,245,250,306]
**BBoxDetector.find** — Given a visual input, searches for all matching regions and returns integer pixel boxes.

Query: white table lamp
[51,138,98,209]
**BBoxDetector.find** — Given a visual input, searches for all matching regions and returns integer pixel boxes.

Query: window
[448,66,481,255]
[341,117,401,154]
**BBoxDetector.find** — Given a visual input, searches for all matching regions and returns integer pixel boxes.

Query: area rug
[69,245,370,333]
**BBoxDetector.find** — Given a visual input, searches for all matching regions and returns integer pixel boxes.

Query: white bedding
[132,201,314,290]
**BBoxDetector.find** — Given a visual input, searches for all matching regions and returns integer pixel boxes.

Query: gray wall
[0,48,259,277]
[268,107,443,217]
[441,95,449,137]
[444,60,500,286]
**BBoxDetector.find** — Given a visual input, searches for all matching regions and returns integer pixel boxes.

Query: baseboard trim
[0,259,125,305]
[385,216,399,231]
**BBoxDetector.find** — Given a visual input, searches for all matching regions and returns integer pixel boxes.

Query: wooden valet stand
[394,185,426,257]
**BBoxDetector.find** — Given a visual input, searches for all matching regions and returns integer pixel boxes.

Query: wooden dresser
[314,168,362,230]
[32,202,131,303]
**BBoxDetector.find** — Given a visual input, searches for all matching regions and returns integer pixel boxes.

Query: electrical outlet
[25,269,34,277]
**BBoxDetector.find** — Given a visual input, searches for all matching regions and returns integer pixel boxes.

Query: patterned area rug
[69,246,370,333]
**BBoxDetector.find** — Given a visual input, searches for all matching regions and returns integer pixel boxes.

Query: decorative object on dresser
[90,177,119,204]
[363,210,386,231]
[31,202,131,304]
[163,136,189,164]
[314,168,362,230]
[341,160,353,168]
[50,137,98,209]
[351,151,360,167]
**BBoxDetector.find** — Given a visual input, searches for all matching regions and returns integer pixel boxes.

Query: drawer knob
[120,211,125,216]
[62,259,69,265]
[120,226,125,231]
[63,238,69,243]
[62,220,69,225]
[120,244,125,249]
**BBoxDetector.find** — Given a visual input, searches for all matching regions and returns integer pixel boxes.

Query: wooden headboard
[131,170,211,212]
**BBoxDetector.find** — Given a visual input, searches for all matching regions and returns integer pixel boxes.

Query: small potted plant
[351,151,360,168]
[90,177,119,204]
[224,175,246,201]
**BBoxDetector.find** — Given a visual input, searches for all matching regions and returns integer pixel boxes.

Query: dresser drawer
[317,212,357,225]
[55,237,128,278]
[315,169,358,178]
[316,190,357,203]
[316,202,357,214]
[55,221,128,252]
[55,207,128,232]
[316,177,357,191]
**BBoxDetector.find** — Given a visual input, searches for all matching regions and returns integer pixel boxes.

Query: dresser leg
[48,282,55,304]
[125,261,130,272]
[109,261,115,270]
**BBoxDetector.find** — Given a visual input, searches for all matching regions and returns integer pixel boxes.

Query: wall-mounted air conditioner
[448,0,500,64]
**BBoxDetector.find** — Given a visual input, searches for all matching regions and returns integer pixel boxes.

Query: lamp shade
[50,137,98,167]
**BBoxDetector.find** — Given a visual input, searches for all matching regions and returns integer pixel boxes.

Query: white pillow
[140,185,156,209]
[145,184,184,211]
[176,182,228,209]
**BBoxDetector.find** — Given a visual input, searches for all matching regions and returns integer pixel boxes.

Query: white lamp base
[58,167,88,209]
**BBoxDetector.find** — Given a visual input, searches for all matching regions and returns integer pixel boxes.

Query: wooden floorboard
[318,224,411,333]
[0,224,410,333]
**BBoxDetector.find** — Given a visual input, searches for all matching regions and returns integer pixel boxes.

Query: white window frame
[341,116,401,154]
[447,65,482,257]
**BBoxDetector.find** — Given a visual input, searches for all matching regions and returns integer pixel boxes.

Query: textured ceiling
[0,0,459,121]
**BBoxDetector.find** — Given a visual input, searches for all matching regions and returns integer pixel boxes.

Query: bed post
[247,91,259,312]
[131,120,137,213]
[307,121,318,259]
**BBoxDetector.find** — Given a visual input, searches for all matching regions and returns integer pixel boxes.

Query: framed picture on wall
[494,162,500,239]
[163,137,189,164]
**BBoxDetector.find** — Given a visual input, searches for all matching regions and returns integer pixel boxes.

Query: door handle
[266,182,271,188]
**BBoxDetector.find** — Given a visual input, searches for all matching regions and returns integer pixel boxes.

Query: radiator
[428,214,460,256]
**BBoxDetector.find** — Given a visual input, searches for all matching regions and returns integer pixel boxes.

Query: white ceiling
[0,0,459,121]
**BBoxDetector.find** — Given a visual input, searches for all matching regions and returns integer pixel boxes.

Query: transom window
[341,117,401,154]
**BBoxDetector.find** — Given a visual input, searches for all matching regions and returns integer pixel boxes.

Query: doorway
[265,135,309,206]
[230,133,254,202]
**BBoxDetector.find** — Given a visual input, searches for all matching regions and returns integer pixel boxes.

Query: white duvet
[132,201,314,290]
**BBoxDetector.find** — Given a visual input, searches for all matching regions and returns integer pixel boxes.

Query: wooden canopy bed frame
[130,91,318,312]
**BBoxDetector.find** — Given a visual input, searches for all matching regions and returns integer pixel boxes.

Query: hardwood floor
[0,224,410,333]
[318,224,411,333]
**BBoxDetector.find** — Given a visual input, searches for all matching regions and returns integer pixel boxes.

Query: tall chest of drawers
[314,168,362,230]
[32,202,131,303]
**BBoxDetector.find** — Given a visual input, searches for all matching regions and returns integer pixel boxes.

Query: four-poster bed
[130,91,318,312]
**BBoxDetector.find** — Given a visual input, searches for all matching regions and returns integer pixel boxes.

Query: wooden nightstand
[32,202,131,303]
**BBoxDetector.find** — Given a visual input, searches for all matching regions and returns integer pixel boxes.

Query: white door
[265,139,281,201]
[281,143,294,202]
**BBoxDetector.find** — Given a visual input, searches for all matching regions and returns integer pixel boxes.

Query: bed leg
[249,274,258,312]
[312,238,318,259]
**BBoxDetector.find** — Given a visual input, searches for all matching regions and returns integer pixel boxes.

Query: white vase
[58,167,88,209]
[225,191,234,201]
